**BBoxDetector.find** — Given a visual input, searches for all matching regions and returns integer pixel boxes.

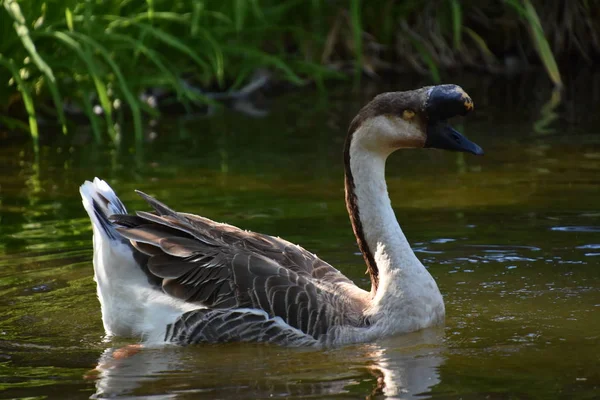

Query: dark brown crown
[348,84,473,135]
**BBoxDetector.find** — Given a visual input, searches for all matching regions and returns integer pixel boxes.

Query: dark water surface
[1,74,599,399]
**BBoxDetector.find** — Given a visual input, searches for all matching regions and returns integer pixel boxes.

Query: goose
[80,84,483,348]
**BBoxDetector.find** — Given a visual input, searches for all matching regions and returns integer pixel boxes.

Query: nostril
[451,132,461,142]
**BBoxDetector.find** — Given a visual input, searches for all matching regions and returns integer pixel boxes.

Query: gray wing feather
[110,191,369,341]
[165,309,318,346]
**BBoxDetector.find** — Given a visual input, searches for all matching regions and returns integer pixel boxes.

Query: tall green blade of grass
[464,27,497,63]
[107,13,224,84]
[80,89,103,143]
[449,0,462,50]
[350,0,363,84]
[234,0,247,32]
[106,11,191,26]
[37,31,116,140]
[104,10,232,26]
[127,21,212,81]
[310,0,323,39]
[145,0,154,21]
[65,7,74,31]
[224,46,303,85]
[69,32,143,142]
[521,0,562,87]
[191,2,204,37]
[0,55,39,152]
[193,28,225,87]
[0,115,30,132]
[506,0,562,87]
[4,0,68,135]
[249,0,264,21]
[105,32,198,107]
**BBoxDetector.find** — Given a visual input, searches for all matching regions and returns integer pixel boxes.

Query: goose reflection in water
[90,328,444,399]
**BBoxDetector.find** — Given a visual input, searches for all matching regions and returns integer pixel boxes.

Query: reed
[1,0,597,148]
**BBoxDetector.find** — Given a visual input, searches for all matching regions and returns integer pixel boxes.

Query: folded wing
[110,191,369,340]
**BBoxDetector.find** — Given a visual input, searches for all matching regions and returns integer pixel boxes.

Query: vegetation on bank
[1,0,598,149]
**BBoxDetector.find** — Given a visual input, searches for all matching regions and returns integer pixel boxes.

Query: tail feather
[135,190,177,217]
[81,178,155,337]
[81,178,198,340]
[80,178,127,241]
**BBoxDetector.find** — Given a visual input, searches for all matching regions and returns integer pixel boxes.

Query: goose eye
[402,109,415,120]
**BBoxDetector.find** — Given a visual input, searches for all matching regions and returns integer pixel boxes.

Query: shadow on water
[0,70,599,399]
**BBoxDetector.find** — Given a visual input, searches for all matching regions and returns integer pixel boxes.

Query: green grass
[0,0,596,149]
[506,0,563,87]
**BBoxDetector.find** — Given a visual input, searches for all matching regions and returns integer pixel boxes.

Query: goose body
[81,84,482,347]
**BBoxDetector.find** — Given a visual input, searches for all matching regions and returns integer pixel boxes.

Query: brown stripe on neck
[343,124,379,294]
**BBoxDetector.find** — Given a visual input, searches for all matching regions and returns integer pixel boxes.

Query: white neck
[347,120,443,313]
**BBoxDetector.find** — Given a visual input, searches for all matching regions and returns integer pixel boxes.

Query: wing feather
[110,191,370,341]
[157,237,201,257]
[147,254,196,278]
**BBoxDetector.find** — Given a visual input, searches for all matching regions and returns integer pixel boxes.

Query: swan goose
[80,84,483,347]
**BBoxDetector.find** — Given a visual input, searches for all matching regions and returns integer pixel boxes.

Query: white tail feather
[80,178,146,336]
[81,178,198,342]
[80,178,127,241]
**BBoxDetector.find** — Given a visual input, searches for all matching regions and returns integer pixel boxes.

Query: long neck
[344,128,423,296]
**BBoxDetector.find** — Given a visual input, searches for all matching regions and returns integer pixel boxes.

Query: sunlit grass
[0,0,316,148]
[506,0,563,88]
[0,0,594,148]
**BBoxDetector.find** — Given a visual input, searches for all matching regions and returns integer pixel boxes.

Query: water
[1,73,599,399]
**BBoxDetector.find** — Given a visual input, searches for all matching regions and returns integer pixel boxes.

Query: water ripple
[430,238,456,244]
[576,244,600,249]
[550,226,600,232]
[466,244,542,252]
[414,247,444,254]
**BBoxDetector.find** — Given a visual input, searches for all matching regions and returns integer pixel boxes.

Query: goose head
[347,84,483,156]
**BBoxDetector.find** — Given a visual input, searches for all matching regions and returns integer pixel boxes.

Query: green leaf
[107,11,191,27]
[0,55,39,151]
[191,2,204,36]
[68,32,143,142]
[521,0,562,87]
[103,32,199,107]
[132,22,212,77]
[36,31,116,140]
[194,28,225,86]
[145,0,154,21]
[107,14,223,84]
[449,0,462,50]
[4,0,68,135]
[234,0,247,32]
[0,115,30,132]
[464,27,496,63]
[65,7,74,32]
[506,0,562,87]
